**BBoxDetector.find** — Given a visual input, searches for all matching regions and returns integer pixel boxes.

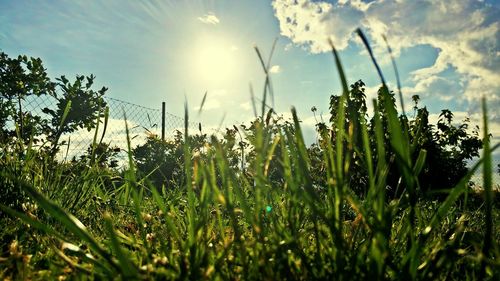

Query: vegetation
[0,30,499,280]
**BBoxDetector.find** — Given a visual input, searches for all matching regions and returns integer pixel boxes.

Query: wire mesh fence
[5,94,500,186]
[20,95,198,161]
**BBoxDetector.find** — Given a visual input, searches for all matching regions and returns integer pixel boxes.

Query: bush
[314,80,483,198]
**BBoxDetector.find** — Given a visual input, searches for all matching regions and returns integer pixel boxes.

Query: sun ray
[190,34,240,86]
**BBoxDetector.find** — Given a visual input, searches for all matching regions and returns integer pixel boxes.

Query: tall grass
[0,31,499,280]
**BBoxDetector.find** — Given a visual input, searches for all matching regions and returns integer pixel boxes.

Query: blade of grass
[0,203,69,242]
[150,184,181,244]
[59,242,114,276]
[52,246,95,275]
[122,110,136,204]
[383,35,405,116]
[198,91,208,115]
[90,102,102,164]
[480,97,493,278]
[103,213,139,278]
[263,135,280,177]
[1,174,119,272]
[99,106,109,145]
[249,83,258,118]
[50,100,72,157]
[266,38,278,108]
[328,38,349,185]
[356,29,386,86]
[183,98,196,248]
[423,142,500,239]
[357,30,413,199]
[254,39,278,116]
[328,38,351,272]
[254,46,269,118]
[290,107,314,195]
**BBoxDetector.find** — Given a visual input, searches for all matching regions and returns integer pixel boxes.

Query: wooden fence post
[161,102,165,141]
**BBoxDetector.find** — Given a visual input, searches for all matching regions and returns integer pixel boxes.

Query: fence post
[161,102,165,141]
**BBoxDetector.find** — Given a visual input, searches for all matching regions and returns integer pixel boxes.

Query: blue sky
[1,0,499,147]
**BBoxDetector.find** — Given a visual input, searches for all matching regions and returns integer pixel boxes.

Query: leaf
[103,213,139,278]
[198,91,208,115]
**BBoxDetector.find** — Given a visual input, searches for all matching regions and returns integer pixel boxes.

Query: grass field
[0,30,499,280]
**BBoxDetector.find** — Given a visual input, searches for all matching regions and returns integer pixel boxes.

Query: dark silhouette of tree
[315,80,483,198]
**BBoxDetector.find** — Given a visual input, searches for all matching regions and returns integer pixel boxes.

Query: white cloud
[56,118,154,160]
[401,75,462,101]
[272,0,364,52]
[198,13,220,25]
[272,0,500,125]
[269,65,281,73]
[272,1,500,91]
[240,101,252,111]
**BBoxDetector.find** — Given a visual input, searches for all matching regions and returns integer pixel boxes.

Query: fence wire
[8,95,500,186]
[20,95,197,161]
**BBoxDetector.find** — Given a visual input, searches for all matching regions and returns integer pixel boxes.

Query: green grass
[0,31,499,280]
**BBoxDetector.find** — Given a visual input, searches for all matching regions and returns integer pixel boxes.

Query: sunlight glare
[191,36,239,85]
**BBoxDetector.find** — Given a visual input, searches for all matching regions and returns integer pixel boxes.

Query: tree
[410,104,482,194]
[0,51,109,210]
[317,80,370,195]
[318,80,483,198]
[0,51,108,155]
[0,51,55,144]
[42,74,107,155]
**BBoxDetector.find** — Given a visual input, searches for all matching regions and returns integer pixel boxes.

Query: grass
[0,30,499,280]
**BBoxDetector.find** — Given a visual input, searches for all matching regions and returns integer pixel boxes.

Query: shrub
[315,80,483,198]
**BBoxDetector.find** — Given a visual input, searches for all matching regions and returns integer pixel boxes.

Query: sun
[190,35,239,86]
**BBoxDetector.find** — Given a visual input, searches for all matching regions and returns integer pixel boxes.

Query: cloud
[272,0,368,52]
[239,101,252,111]
[272,0,500,108]
[269,65,281,73]
[198,13,220,25]
[284,43,294,51]
[401,75,462,101]
[56,118,153,160]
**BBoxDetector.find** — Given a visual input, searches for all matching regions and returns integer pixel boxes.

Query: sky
[1,0,499,151]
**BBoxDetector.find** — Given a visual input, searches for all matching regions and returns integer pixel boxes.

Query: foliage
[0,51,108,156]
[410,102,483,194]
[132,131,188,189]
[79,142,121,169]
[0,35,498,280]
[132,126,247,190]
[0,51,109,210]
[317,80,483,198]
[0,52,55,143]
[42,74,108,155]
